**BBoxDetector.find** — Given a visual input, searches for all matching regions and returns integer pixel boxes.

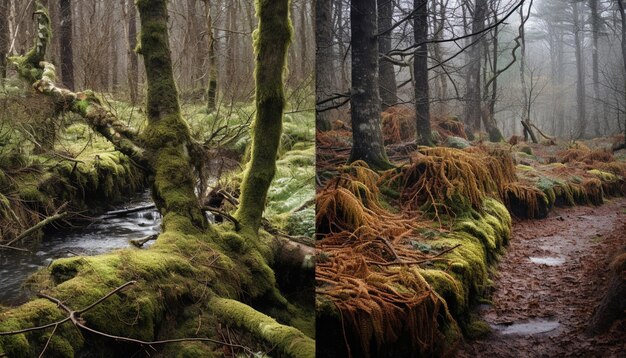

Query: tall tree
[124,0,139,104]
[315,0,333,131]
[0,0,8,82]
[589,0,602,136]
[414,0,432,146]
[573,0,587,137]
[59,0,74,90]
[618,0,626,147]
[378,0,397,109]
[349,0,392,170]
[464,0,487,136]
[235,0,293,233]
[203,0,218,112]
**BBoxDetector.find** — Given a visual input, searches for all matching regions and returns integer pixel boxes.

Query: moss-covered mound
[0,142,145,244]
[0,222,314,357]
[315,138,626,356]
[315,151,513,357]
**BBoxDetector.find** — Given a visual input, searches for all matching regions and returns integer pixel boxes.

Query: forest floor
[458,198,626,357]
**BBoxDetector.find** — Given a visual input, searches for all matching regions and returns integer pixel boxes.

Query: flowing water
[0,191,161,305]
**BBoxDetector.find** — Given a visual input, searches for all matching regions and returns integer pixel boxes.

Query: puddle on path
[529,256,565,266]
[492,319,560,335]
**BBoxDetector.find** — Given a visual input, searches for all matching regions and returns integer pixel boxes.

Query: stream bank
[0,190,160,306]
[458,198,626,357]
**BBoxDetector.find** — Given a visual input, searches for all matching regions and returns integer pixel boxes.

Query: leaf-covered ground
[458,198,626,357]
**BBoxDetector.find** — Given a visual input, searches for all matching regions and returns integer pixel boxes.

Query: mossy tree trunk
[348,0,393,170]
[235,0,292,234]
[136,0,208,232]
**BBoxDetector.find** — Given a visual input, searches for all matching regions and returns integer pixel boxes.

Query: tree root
[209,297,315,358]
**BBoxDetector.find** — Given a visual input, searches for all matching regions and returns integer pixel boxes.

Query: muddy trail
[458,198,626,357]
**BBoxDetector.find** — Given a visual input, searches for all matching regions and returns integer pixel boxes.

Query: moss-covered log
[236,0,292,233]
[8,5,146,168]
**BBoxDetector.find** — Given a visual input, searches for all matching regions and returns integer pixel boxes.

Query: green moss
[587,169,619,181]
[465,317,492,339]
[516,164,535,171]
[210,297,314,358]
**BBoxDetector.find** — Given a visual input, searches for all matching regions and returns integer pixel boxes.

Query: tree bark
[413,0,432,146]
[125,0,139,104]
[590,0,601,137]
[0,0,8,82]
[59,0,74,90]
[315,0,333,131]
[204,0,218,112]
[619,0,626,147]
[235,0,292,234]
[378,0,397,109]
[137,0,208,231]
[573,1,587,138]
[464,0,487,136]
[349,0,393,170]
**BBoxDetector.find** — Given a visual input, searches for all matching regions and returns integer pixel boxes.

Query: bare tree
[316,0,333,131]
[349,0,392,170]
[59,0,74,90]
[378,0,397,109]
[0,0,8,82]
[572,0,587,137]
[414,0,432,145]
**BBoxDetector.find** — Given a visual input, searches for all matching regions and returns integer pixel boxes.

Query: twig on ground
[130,234,159,248]
[0,281,257,355]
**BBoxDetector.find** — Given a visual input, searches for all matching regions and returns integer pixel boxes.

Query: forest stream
[459,198,626,357]
[0,191,161,306]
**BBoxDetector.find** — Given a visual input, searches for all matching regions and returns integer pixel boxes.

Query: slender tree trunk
[573,1,587,138]
[59,0,74,90]
[590,0,601,136]
[315,0,333,131]
[414,0,432,146]
[0,0,8,83]
[431,0,447,113]
[226,0,236,102]
[300,1,308,81]
[519,4,529,141]
[336,0,349,91]
[484,22,504,142]
[464,0,487,136]
[378,0,396,109]
[126,0,139,104]
[618,0,626,147]
[204,0,217,112]
[556,30,565,137]
[235,0,292,234]
[348,0,392,170]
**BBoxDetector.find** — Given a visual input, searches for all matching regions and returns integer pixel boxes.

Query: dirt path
[458,198,626,358]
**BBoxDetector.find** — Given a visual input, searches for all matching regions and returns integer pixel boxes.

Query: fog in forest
[317,0,626,141]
